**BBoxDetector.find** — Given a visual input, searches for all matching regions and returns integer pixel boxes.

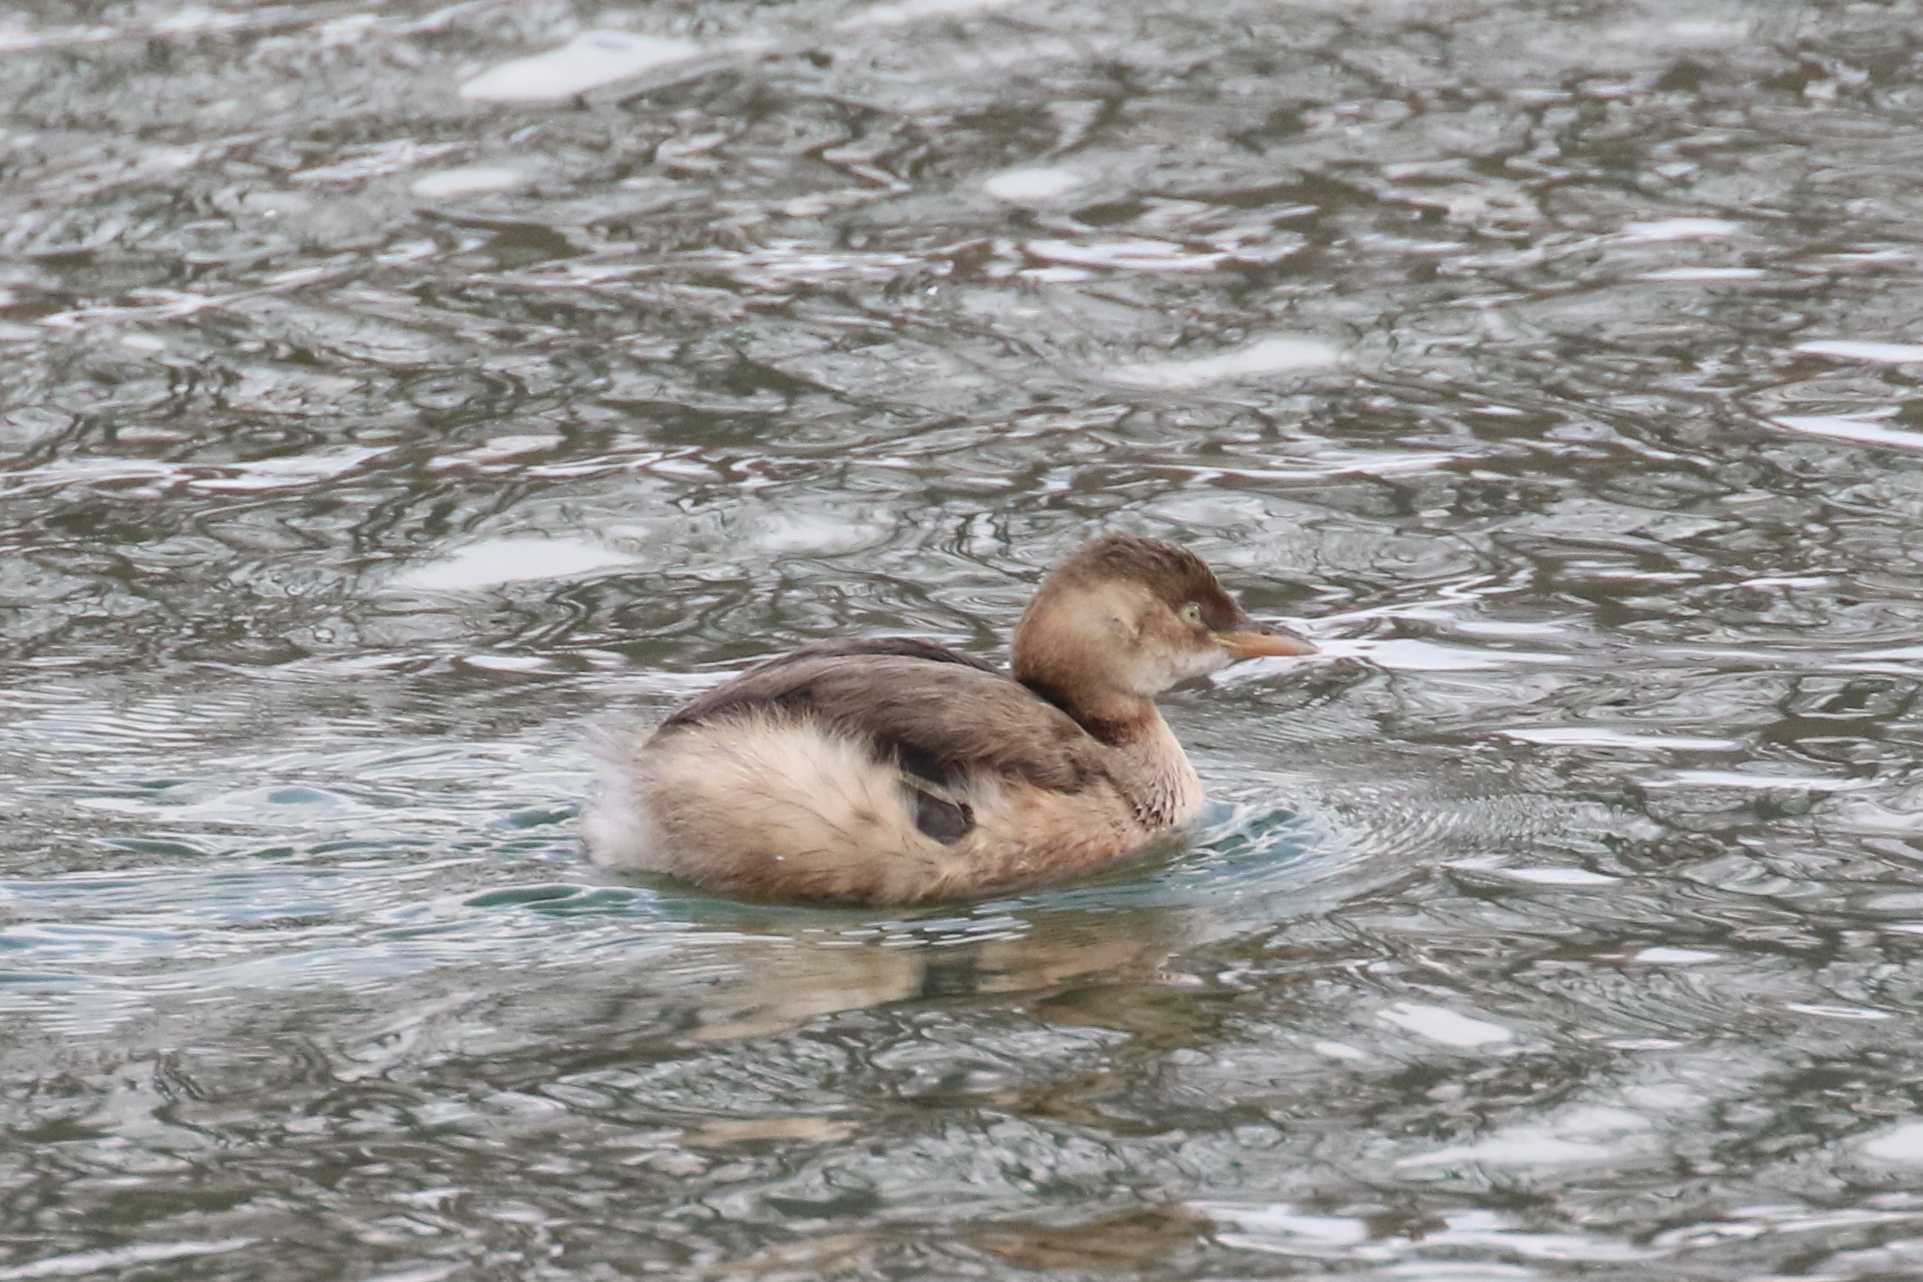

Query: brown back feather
[657,643,1102,793]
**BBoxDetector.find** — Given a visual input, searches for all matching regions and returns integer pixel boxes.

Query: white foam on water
[1621,217,1742,241]
[837,0,1019,29]
[1377,1001,1513,1048]
[1863,1121,1923,1164]
[982,165,1083,203]
[1335,637,1571,672]
[1795,339,1923,364]
[1107,335,1342,388]
[382,536,639,591]
[1773,410,1923,453]
[1630,946,1720,965]
[1638,267,1765,281]
[1498,727,1741,752]
[412,166,530,198]
[1496,866,1622,887]
[1025,237,1227,273]
[461,31,705,102]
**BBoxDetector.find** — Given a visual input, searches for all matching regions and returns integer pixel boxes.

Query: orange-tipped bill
[1219,625,1318,659]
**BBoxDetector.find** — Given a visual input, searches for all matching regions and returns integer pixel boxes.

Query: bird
[583,535,1317,905]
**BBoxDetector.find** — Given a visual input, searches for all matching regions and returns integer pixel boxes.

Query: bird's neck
[1016,669,1157,746]
[1116,711,1205,827]
[1018,658,1203,828]
[1011,596,1162,744]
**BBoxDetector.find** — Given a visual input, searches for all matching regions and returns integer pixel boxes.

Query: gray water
[7,1,1923,1278]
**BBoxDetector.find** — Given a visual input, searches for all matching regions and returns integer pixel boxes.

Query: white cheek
[1134,643,1229,692]
[1179,644,1232,682]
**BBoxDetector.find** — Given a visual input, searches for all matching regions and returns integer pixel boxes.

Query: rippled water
[8,0,1923,1277]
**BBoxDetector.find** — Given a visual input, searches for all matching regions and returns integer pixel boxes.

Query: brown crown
[1048,535,1243,630]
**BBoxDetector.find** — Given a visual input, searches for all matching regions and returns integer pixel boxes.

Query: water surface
[7,1,1923,1278]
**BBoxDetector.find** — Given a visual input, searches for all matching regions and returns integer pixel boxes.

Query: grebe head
[1012,535,1316,703]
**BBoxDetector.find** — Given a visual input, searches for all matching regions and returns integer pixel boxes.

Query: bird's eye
[1179,602,1203,625]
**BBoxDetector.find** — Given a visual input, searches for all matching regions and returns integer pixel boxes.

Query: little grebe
[584,535,1316,904]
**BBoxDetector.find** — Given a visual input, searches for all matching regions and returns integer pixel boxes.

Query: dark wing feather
[657,644,1099,794]
[660,637,999,731]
